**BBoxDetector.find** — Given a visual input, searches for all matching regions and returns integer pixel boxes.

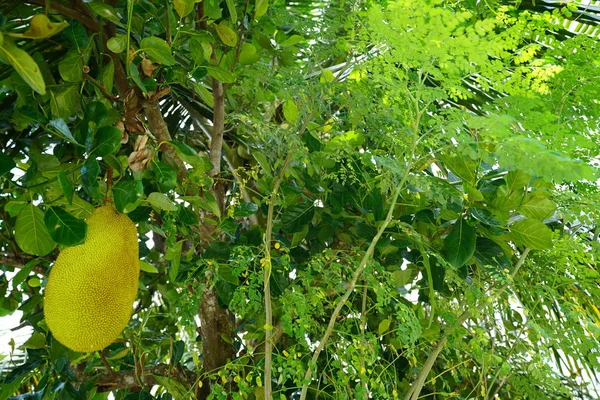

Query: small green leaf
[0,152,16,177]
[15,204,55,256]
[140,260,158,273]
[226,0,237,23]
[255,0,268,18]
[20,333,46,350]
[87,2,123,26]
[44,207,87,246]
[511,219,552,250]
[48,119,79,145]
[280,35,305,47]
[148,192,178,211]
[107,34,127,53]
[0,37,46,95]
[215,22,238,47]
[172,0,199,18]
[234,202,258,217]
[80,157,101,200]
[444,219,476,268]
[190,81,214,107]
[92,126,122,156]
[113,179,144,213]
[505,170,531,193]
[166,240,183,282]
[378,319,392,335]
[140,36,176,66]
[283,99,299,124]
[238,43,260,65]
[57,170,74,205]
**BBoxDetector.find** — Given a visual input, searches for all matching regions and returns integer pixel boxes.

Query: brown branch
[0,254,47,275]
[89,363,197,392]
[84,73,120,102]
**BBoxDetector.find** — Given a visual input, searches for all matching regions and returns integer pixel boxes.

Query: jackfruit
[44,206,139,352]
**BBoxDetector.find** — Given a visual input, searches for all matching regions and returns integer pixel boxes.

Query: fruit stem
[100,351,117,380]
[104,167,114,205]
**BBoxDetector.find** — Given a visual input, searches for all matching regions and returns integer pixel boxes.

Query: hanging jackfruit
[44,206,139,352]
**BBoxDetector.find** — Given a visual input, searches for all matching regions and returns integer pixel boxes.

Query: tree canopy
[0,0,599,399]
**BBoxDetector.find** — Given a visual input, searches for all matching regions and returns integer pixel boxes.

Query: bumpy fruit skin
[44,206,139,352]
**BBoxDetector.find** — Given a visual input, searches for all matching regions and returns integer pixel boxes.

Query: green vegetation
[0,0,598,399]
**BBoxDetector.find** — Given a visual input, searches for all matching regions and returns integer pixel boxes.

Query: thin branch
[88,363,196,392]
[84,73,120,102]
[299,184,404,400]
[0,254,47,275]
[404,248,531,400]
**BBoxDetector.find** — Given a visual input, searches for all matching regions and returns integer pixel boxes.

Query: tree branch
[0,254,47,275]
[86,363,197,392]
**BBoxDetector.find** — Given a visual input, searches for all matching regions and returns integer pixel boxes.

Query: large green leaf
[140,37,176,66]
[15,204,55,256]
[255,0,268,18]
[148,192,178,211]
[113,179,144,213]
[281,202,314,233]
[152,161,177,192]
[215,22,238,47]
[519,192,556,221]
[473,237,510,270]
[510,219,552,250]
[58,49,85,82]
[44,206,87,246]
[444,219,476,268]
[0,38,46,95]
[91,126,122,156]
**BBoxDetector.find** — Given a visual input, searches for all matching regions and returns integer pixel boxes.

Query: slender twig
[404,248,531,400]
[299,184,404,400]
[263,112,314,399]
[84,73,121,102]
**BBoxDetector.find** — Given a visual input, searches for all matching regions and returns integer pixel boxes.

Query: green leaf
[58,49,84,82]
[280,35,305,47]
[140,260,158,273]
[473,238,510,270]
[166,240,183,282]
[10,14,68,39]
[444,219,476,268]
[113,179,144,213]
[255,0,268,18]
[57,170,74,205]
[441,153,477,183]
[140,37,176,66]
[87,2,123,26]
[80,157,101,200]
[11,262,34,287]
[283,99,299,124]
[92,126,122,156]
[48,119,79,145]
[378,319,392,335]
[152,161,177,192]
[148,192,178,211]
[191,81,214,107]
[234,202,258,217]
[107,34,127,53]
[20,333,46,350]
[215,22,238,47]
[281,202,314,233]
[0,152,16,177]
[173,0,199,18]
[194,192,221,218]
[0,37,46,95]
[519,192,556,221]
[44,206,87,246]
[15,204,55,256]
[49,85,80,120]
[129,61,147,94]
[238,43,260,65]
[226,0,237,23]
[511,219,552,250]
[204,66,236,83]
[505,170,531,193]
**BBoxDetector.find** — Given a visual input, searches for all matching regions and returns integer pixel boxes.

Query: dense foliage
[0,0,599,399]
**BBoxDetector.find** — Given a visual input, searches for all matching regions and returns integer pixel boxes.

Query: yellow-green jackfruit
[44,206,139,352]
